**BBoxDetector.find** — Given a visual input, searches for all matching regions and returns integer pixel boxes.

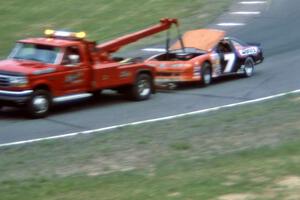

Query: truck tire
[27,90,52,118]
[130,73,153,101]
[243,57,255,77]
[201,62,212,86]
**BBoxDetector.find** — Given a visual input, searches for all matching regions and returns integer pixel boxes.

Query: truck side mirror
[68,54,80,65]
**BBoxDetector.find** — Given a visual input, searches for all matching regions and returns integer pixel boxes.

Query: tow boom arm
[96,18,178,54]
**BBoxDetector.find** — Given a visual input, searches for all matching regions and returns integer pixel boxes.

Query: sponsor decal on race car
[239,47,258,56]
[193,66,201,77]
[210,53,222,76]
[171,64,192,68]
[224,53,236,73]
[159,63,167,68]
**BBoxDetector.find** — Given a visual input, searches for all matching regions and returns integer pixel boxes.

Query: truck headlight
[9,76,28,87]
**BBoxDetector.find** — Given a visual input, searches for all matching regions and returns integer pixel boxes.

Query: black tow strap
[176,26,185,53]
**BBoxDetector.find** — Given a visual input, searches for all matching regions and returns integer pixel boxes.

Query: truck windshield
[9,43,61,64]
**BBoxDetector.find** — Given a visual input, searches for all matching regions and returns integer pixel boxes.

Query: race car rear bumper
[256,52,264,64]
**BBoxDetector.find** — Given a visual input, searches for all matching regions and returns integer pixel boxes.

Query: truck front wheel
[27,90,52,118]
[130,73,153,101]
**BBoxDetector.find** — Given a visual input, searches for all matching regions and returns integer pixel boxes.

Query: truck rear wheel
[27,90,51,118]
[130,73,153,101]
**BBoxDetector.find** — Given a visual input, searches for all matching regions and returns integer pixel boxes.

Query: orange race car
[145,29,264,88]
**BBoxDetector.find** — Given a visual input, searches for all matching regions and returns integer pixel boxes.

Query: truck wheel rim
[33,95,49,114]
[138,79,151,96]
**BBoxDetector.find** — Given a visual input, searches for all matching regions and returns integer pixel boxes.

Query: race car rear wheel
[129,73,153,101]
[201,62,212,86]
[243,57,255,77]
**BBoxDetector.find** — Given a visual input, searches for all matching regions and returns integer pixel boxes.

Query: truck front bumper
[0,90,33,105]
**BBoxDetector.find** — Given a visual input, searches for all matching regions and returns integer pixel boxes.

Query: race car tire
[129,73,153,101]
[26,90,52,118]
[201,62,212,86]
[243,57,255,77]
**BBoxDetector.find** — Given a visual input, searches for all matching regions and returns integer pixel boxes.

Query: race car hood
[0,59,54,75]
[171,29,226,52]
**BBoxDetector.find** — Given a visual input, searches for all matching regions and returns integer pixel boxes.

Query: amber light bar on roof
[44,29,86,39]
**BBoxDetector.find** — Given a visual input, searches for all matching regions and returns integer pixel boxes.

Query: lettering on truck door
[60,46,90,94]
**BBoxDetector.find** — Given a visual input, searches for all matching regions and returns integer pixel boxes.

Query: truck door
[59,46,90,94]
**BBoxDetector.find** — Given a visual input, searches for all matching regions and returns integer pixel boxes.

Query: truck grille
[0,75,10,87]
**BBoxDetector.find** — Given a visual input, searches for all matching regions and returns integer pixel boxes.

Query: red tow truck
[0,18,178,118]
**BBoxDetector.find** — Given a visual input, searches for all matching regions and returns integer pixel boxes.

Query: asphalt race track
[1,0,300,145]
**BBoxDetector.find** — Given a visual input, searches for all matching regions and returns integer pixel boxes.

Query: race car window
[232,40,243,49]
[231,39,248,47]
[216,41,233,53]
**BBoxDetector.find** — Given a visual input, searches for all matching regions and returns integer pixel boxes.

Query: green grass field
[0,0,232,58]
[1,94,300,200]
[6,1,296,199]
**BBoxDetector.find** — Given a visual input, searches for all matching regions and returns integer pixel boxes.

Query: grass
[1,94,300,199]
[0,0,232,58]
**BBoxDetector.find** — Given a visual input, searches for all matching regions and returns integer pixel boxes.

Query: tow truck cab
[0,30,156,118]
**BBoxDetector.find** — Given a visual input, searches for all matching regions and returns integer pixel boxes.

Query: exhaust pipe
[155,83,177,90]
[167,83,177,90]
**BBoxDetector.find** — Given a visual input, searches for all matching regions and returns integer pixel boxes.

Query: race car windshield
[9,43,61,64]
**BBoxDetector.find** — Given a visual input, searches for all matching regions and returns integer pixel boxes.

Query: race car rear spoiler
[247,42,261,47]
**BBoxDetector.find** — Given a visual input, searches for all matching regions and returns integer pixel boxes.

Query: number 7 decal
[224,53,236,73]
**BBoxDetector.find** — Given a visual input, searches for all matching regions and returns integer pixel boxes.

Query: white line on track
[239,1,267,4]
[1,89,300,148]
[231,11,261,15]
[217,23,246,26]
